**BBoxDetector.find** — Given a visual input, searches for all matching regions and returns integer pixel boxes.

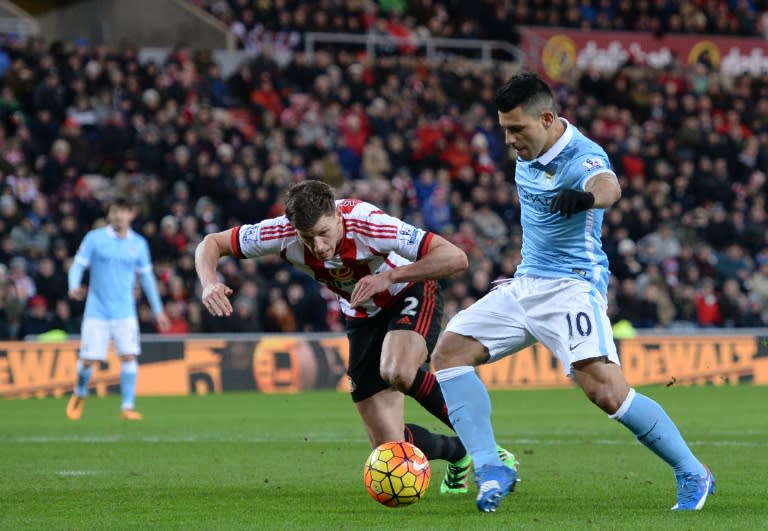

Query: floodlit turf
[1,385,765,530]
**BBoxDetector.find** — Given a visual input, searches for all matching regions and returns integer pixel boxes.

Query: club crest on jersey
[582,158,605,171]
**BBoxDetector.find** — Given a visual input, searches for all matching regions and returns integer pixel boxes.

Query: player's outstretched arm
[550,172,622,218]
[195,229,236,317]
[67,256,88,300]
[68,286,87,300]
[138,267,170,331]
[349,234,467,307]
[391,234,468,283]
[585,172,621,209]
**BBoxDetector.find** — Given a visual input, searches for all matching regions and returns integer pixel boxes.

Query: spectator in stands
[17,294,53,338]
[33,257,67,306]
[160,300,191,335]
[49,299,79,335]
[695,278,723,327]
[637,222,681,264]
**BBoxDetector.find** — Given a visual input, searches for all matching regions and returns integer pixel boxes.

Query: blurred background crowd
[1,0,768,341]
[195,0,768,51]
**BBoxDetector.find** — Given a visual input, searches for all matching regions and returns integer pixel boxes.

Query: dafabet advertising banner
[520,27,768,81]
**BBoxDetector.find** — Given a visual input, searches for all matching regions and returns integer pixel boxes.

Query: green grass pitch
[1,385,765,530]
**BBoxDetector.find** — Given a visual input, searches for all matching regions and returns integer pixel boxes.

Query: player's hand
[350,272,393,308]
[68,287,87,300]
[201,282,234,316]
[155,311,171,332]
[549,189,594,218]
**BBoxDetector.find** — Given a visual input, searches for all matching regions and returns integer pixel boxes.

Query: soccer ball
[363,441,430,507]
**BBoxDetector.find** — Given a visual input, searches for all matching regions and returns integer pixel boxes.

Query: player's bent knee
[431,346,471,371]
[379,368,413,392]
[431,333,485,370]
[430,348,453,371]
[587,386,626,414]
[365,417,406,447]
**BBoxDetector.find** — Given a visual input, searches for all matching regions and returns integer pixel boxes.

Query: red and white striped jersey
[230,199,434,319]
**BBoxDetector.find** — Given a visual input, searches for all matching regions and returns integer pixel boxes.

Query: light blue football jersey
[514,119,615,294]
[68,226,162,319]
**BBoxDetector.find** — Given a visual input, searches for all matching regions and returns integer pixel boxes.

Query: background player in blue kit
[66,197,170,420]
[432,73,715,512]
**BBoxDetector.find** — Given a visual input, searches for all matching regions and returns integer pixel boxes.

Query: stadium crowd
[193,0,768,53]
[1,2,768,340]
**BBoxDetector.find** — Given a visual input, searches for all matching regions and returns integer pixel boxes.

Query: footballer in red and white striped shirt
[229,198,436,319]
[194,180,496,481]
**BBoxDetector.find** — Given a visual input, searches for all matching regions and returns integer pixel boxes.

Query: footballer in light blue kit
[433,73,715,513]
[66,197,169,421]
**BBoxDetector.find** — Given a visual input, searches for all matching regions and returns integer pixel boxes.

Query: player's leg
[112,317,143,420]
[432,332,497,465]
[380,328,449,422]
[433,283,530,510]
[347,310,466,464]
[531,278,713,511]
[381,326,480,493]
[67,318,109,420]
[572,360,714,511]
[355,387,407,445]
[353,383,466,463]
[382,282,519,494]
[381,281,453,428]
[433,332,519,510]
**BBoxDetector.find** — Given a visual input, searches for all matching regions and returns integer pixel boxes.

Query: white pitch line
[55,470,101,476]
[2,435,765,447]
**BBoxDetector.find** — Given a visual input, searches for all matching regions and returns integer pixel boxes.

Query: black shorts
[345,280,443,403]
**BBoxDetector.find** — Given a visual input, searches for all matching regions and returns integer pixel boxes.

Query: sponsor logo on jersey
[241,225,260,243]
[398,226,420,245]
[328,267,354,280]
[517,187,552,213]
[325,278,357,290]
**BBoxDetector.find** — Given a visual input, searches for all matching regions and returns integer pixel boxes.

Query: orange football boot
[120,409,144,420]
[66,395,85,420]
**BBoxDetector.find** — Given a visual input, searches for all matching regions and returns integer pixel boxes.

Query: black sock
[406,368,452,430]
[404,423,466,463]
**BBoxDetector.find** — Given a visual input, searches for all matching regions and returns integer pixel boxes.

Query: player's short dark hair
[108,196,135,210]
[284,180,337,231]
[495,72,556,115]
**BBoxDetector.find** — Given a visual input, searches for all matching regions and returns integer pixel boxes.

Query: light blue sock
[75,359,93,397]
[612,388,705,477]
[120,359,138,410]
[435,366,502,469]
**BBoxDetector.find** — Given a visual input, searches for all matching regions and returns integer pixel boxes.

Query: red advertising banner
[521,26,768,81]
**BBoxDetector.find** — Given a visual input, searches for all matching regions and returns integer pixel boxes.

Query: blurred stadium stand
[0,0,37,43]
[15,0,232,49]
[0,1,766,343]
